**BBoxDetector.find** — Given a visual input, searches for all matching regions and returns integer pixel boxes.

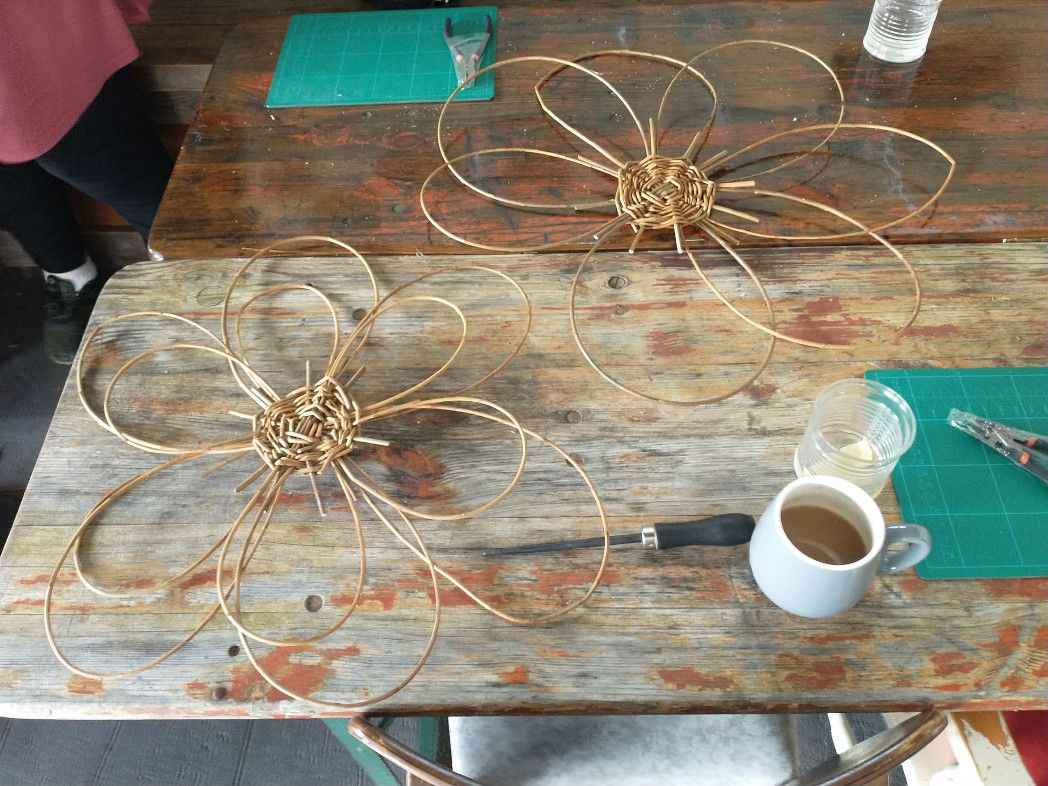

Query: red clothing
[0,1,152,163]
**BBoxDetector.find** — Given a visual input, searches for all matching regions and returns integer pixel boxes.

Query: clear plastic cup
[793,379,917,498]
[863,0,942,63]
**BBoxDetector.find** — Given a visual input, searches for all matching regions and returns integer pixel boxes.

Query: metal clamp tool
[949,408,1048,485]
[443,14,492,85]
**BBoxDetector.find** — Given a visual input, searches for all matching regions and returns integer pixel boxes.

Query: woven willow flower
[45,237,609,709]
[421,42,955,404]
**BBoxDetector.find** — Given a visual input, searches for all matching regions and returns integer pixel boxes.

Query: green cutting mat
[266,7,497,108]
[866,367,1048,579]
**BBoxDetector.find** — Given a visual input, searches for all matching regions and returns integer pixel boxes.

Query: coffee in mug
[749,475,931,618]
[781,505,869,565]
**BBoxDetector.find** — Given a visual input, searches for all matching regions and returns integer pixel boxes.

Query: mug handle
[880,524,932,574]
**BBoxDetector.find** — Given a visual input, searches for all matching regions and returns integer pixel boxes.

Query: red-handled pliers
[949,408,1048,485]
[443,15,492,84]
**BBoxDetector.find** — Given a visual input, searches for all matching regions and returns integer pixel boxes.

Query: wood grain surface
[149,0,1048,259]
[0,242,1045,719]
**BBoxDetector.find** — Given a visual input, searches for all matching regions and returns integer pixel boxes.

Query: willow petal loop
[47,236,609,710]
[423,42,956,404]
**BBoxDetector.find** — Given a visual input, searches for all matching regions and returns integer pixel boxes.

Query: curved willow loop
[569,225,777,405]
[422,42,954,404]
[46,236,609,709]
[694,189,923,349]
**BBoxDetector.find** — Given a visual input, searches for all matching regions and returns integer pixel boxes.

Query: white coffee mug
[749,475,931,618]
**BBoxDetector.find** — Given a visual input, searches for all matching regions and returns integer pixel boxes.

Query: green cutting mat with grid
[266,7,497,108]
[866,367,1048,579]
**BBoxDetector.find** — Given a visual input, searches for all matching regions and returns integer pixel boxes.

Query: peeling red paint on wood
[648,330,692,358]
[418,564,502,608]
[1031,628,1048,678]
[226,643,362,703]
[67,675,104,697]
[656,667,736,691]
[698,571,735,602]
[331,587,397,611]
[803,297,845,317]
[1000,675,1029,691]
[500,665,530,684]
[536,648,572,658]
[802,632,875,646]
[749,382,778,400]
[16,573,52,586]
[775,312,875,346]
[896,577,927,594]
[977,625,1022,660]
[185,680,209,700]
[524,568,622,598]
[179,570,215,592]
[120,577,158,590]
[778,655,846,690]
[3,598,44,610]
[16,573,76,588]
[931,651,980,676]
[982,579,1048,601]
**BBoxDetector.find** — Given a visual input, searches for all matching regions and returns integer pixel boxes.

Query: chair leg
[416,716,440,761]
[323,717,402,786]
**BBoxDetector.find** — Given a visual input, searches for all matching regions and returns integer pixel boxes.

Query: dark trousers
[0,65,173,274]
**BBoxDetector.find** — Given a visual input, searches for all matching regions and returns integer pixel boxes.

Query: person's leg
[0,162,100,363]
[35,64,173,242]
[0,161,87,274]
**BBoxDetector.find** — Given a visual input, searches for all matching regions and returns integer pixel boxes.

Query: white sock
[45,257,98,292]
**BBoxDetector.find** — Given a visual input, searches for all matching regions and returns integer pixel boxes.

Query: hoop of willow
[420,42,955,405]
[45,236,610,710]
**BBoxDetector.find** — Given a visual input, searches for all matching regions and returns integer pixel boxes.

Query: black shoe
[42,274,105,365]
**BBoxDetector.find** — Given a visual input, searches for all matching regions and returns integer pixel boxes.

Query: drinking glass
[793,379,916,498]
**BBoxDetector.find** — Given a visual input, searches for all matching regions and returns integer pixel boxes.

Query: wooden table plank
[0,242,1045,719]
[150,0,1048,259]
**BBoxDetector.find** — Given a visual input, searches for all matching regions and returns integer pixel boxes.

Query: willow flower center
[615,155,717,230]
[253,377,361,475]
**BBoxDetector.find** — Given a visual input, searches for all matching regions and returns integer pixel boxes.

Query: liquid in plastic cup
[863,0,942,63]
[793,379,916,498]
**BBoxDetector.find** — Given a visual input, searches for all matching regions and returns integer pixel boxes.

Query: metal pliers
[443,15,492,84]
[949,408,1048,485]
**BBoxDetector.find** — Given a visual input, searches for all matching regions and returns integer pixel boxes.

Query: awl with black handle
[482,513,755,557]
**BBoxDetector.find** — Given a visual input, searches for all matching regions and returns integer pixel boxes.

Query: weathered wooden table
[150,0,1048,259]
[1,242,1045,719]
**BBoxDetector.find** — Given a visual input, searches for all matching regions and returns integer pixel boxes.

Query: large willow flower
[45,237,609,710]
[421,42,955,404]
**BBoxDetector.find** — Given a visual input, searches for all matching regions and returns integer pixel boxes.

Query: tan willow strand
[46,236,610,710]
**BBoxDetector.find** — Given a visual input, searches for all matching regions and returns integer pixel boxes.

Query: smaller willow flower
[421,42,956,404]
[45,236,609,710]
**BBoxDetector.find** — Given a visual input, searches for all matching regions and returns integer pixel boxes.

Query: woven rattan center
[253,377,360,474]
[615,155,717,229]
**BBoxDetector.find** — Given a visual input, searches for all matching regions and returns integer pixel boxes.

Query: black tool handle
[651,514,755,550]
[1014,449,1048,485]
